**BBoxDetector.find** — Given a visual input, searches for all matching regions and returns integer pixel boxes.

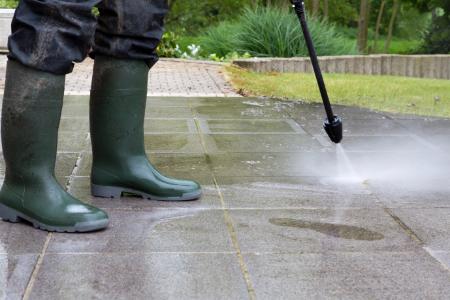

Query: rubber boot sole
[0,203,109,233]
[91,184,202,201]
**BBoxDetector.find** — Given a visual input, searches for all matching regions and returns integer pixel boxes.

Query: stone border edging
[0,9,14,50]
[159,58,225,66]
[233,55,450,80]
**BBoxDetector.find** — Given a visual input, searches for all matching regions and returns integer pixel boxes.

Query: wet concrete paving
[1,96,450,299]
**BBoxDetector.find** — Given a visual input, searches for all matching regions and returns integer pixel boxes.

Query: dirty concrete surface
[0,53,449,299]
[0,95,449,299]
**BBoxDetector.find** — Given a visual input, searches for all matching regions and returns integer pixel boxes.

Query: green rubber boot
[0,60,109,233]
[90,55,202,201]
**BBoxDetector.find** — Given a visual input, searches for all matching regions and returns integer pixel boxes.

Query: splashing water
[335,144,362,184]
[332,144,364,225]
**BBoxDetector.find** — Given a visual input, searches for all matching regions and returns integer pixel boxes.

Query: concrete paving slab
[68,177,221,210]
[193,104,290,120]
[290,103,388,121]
[144,134,204,153]
[209,152,339,177]
[61,103,89,118]
[29,253,248,299]
[144,119,194,133]
[422,134,450,151]
[0,152,79,180]
[216,176,379,209]
[74,153,210,179]
[57,132,89,152]
[1,94,450,298]
[0,221,48,254]
[391,208,450,251]
[341,135,432,152]
[244,251,450,299]
[147,97,191,107]
[298,118,408,136]
[0,254,39,300]
[229,209,418,253]
[393,118,450,136]
[369,182,450,208]
[203,134,324,153]
[59,118,90,132]
[145,107,194,119]
[426,251,450,271]
[47,209,232,254]
[203,119,299,133]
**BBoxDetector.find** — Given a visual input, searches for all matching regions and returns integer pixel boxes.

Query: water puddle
[269,218,384,241]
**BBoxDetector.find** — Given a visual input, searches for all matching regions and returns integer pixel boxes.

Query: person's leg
[0,0,109,232]
[8,0,101,74]
[89,0,202,201]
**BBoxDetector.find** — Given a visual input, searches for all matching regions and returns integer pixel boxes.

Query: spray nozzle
[324,116,343,144]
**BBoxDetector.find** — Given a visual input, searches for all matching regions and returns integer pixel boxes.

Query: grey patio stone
[298,118,409,136]
[188,97,275,107]
[229,208,418,253]
[59,118,89,132]
[1,93,450,298]
[290,103,388,121]
[369,182,450,208]
[63,95,89,103]
[340,135,432,152]
[145,107,193,119]
[192,103,290,120]
[57,132,89,152]
[203,134,324,153]
[393,118,450,136]
[144,119,193,133]
[47,209,232,254]
[203,119,299,133]
[0,254,39,300]
[61,103,89,118]
[144,134,204,153]
[426,251,450,271]
[74,153,210,178]
[0,221,48,254]
[209,152,339,177]
[216,176,379,209]
[29,253,249,300]
[147,97,191,107]
[244,251,450,300]
[421,134,450,151]
[391,208,450,251]
[56,153,80,179]
[67,176,221,210]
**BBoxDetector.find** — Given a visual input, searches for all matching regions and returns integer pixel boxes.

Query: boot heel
[91,184,123,199]
[0,203,20,223]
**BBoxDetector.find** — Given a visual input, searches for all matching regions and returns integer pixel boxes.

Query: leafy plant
[157,32,183,58]
[419,7,450,54]
[200,22,240,57]
[201,6,356,58]
[0,0,18,8]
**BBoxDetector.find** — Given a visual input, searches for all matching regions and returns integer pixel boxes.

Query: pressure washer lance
[291,0,343,144]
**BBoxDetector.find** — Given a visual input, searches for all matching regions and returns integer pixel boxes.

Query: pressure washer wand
[291,0,343,144]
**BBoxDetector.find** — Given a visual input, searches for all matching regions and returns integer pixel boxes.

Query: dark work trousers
[8,0,168,75]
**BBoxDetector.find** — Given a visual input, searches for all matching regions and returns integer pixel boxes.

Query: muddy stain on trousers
[8,0,168,75]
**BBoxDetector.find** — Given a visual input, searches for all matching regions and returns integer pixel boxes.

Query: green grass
[227,66,450,118]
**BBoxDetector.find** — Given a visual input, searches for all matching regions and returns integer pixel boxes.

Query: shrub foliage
[201,6,356,58]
